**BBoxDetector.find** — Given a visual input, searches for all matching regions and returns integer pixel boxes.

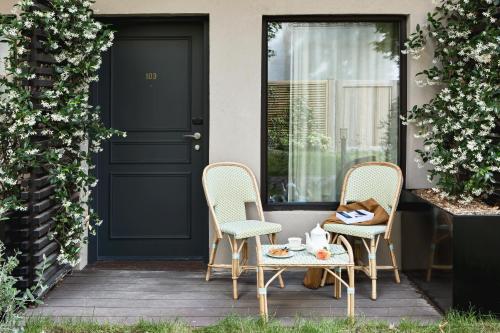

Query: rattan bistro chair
[321,162,403,300]
[202,162,284,300]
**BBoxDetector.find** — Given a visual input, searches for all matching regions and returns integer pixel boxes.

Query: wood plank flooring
[26,267,442,326]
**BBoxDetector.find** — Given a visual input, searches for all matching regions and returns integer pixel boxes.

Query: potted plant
[401,0,499,315]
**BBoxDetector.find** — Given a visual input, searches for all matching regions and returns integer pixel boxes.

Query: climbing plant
[402,0,499,203]
[0,0,124,266]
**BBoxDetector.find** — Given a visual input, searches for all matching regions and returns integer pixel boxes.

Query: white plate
[288,244,306,251]
[266,249,295,259]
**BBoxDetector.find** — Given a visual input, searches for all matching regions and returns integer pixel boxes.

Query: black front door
[93,18,208,260]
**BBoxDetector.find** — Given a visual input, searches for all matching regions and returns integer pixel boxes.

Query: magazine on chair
[336,210,374,224]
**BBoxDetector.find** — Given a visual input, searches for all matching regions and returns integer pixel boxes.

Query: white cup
[288,237,302,249]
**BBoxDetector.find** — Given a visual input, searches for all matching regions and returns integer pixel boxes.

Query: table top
[259,244,351,267]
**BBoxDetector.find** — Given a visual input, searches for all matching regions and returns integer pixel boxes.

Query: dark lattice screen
[3,0,70,292]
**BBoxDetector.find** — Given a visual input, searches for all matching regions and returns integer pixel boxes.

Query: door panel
[109,173,191,239]
[94,19,208,260]
[112,38,192,131]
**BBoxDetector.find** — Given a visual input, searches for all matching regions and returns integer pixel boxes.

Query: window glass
[266,21,400,205]
[0,42,7,76]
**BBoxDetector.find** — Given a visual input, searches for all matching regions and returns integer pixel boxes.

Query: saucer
[288,244,306,251]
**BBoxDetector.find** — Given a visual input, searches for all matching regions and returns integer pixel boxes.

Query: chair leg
[369,238,377,300]
[231,237,240,300]
[354,240,363,266]
[320,269,328,287]
[242,240,249,267]
[387,240,400,284]
[347,266,355,318]
[277,273,285,289]
[256,265,260,299]
[270,233,285,289]
[206,236,220,281]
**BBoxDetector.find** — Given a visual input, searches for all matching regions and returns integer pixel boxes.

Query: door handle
[183,132,201,140]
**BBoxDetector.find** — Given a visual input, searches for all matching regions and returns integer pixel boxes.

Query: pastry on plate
[268,247,289,257]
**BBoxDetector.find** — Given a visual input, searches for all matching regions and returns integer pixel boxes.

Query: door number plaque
[145,72,158,80]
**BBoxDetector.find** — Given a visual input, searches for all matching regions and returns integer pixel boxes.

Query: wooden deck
[27,264,442,326]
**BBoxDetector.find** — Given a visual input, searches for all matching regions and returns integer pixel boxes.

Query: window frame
[261,15,407,211]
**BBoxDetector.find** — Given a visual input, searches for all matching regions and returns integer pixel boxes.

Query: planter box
[453,213,500,315]
[401,191,500,316]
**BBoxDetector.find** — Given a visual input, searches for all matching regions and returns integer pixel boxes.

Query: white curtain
[285,23,399,202]
[288,24,332,202]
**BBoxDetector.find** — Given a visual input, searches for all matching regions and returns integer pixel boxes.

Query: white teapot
[305,224,331,255]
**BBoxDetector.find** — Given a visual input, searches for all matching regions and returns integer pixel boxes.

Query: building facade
[0,0,437,268]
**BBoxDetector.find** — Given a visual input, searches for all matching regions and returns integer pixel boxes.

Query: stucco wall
[0,0,438,268]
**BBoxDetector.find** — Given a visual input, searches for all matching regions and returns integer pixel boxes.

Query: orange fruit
[316,248,331,260]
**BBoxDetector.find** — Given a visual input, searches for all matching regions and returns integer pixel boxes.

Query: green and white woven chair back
[343,163,401,214]
[204,164,258,224]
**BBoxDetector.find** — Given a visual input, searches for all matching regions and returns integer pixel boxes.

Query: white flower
[458,194,473,203]
[74,130,84,137]
[51,114,69,122]
[83,31,96,40]
[41,101,52,108]
[20,0,34,6]
[466,141,478,151]
[475,53,492,64]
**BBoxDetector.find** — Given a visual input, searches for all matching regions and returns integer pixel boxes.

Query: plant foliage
[402,0,499,203]
[0,243,47,333]
[0,0,123,266]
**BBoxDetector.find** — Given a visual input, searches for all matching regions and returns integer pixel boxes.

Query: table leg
[270,234,285,289]
[334,267,341,299]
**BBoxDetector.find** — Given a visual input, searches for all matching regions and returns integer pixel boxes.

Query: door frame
[89,16,210,264]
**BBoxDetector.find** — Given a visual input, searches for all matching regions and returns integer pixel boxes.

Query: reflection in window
[266,21,401,205]
[0,42,7,77]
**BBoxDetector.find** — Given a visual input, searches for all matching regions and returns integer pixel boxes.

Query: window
[0,42,7,77]
[262,16,406,209]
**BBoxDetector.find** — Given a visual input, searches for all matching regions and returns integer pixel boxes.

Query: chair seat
[220,220,282,239]
[324,223,387,239]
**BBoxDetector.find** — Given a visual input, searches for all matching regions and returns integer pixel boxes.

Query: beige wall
[0,0,438,268]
